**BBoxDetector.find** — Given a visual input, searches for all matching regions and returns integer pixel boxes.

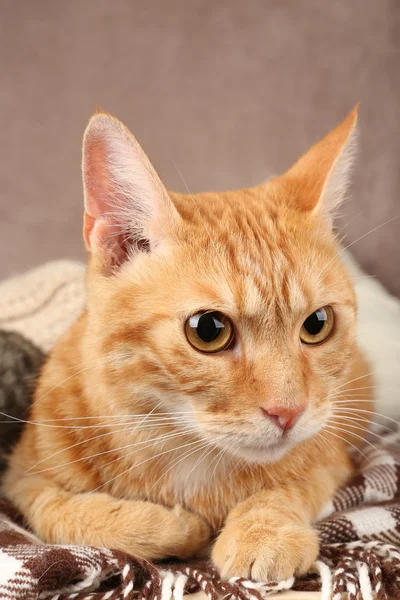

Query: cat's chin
[234,440,293,464]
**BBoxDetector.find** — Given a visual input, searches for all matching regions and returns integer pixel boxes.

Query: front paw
[212,520,318,582]
[173,505,211,558]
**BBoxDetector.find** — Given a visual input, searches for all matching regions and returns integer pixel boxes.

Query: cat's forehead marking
[238,265,309,321]
[241,279,266,318]
[173,187,339,319]
[286,272,309,315]
[234,232,307,299]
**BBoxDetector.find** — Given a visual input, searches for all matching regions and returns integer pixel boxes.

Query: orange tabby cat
[3,106,373,582]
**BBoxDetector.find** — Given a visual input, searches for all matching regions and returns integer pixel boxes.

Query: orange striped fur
[3,107,373,581]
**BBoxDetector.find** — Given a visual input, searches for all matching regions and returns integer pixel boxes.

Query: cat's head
[82,108,359,464]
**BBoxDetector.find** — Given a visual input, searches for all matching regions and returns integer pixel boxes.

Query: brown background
[0,1,399,295]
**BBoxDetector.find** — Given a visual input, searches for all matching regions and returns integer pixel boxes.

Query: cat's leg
[213,350,374,582]
[212,467,344,581]
[3,472,210,560]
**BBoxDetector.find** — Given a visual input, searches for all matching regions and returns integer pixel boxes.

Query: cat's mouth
[235,439,292,464]
[196,410,326,464]
[207,430,295,464]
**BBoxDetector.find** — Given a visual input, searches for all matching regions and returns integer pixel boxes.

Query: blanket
[1,430,400,600]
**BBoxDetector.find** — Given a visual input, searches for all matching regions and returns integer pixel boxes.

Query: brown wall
[0,1,399,294]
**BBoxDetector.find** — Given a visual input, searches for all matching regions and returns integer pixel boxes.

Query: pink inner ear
[83,212,96,249]
[83,128,132,268]
[82,113,180,272]
[84,137,116,221]
[84,212,127,267]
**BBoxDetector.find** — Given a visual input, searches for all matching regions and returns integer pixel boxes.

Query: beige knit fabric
[0,261,86,352]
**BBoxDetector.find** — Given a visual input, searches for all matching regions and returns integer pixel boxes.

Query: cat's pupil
[303,309,326,336]
[196,313,224,343]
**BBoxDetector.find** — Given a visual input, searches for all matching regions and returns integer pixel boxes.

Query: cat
[3,106,374,582]
[0,331,44,475]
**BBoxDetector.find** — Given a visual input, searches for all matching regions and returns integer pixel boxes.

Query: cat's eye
[300,306,334,345]
[185,311,233,353]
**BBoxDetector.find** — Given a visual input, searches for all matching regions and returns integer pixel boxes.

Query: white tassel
[160,571,175,600]
[346,580,357,599]
[358,562,373,600]
[124,580,134,598]
[173,574,188,600]
[238,576,294,599]
[314,560,333,600]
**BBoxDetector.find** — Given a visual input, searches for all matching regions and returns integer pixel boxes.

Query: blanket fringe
[42,541,400,600]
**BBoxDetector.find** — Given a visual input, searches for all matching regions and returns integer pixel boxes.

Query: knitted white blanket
[0,260,85,352]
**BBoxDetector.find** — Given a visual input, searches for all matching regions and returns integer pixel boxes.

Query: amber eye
[300,306,334,345]
[185,311,233,353]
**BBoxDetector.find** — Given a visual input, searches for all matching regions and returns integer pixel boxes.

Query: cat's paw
[173,505,211,558]
[212,519,318,582]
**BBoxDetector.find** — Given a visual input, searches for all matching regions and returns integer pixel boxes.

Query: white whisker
[94,428,203,472]
[29,427,200,476]
[321,428,369,461]
[317,214,400,282]
[147,438,221,495]
[25,418,199,473]
[87,436,210,495]
[331,407,400,428]
[325,424,381,455]
[27,352,134,412]
[1,413,198,431]
[329,372,376,393]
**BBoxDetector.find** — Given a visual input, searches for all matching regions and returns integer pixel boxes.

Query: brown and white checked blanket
[1,430,400,600]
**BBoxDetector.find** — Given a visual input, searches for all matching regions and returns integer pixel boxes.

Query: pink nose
[260,406,305,432]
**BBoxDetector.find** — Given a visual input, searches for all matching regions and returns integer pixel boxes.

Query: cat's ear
[82,111,180,272]
[270,106,359,220]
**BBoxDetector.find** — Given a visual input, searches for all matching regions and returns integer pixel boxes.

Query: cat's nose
[260,405,305,432]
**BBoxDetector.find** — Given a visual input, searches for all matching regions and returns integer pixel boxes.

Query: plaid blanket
[1,430,400,600]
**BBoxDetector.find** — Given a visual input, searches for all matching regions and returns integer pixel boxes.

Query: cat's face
[83,108,358,464]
